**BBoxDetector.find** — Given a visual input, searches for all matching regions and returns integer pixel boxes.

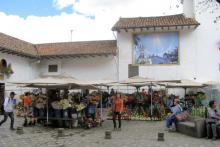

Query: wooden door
[0,83,5,115]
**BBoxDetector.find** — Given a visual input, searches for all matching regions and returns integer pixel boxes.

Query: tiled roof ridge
[119,13,185,19]
[35,40,116,45]
[0,32,38,57]
[0,32,34,46]
[36,40,117,56]
[112,14,200,31]
[0,31,117,57]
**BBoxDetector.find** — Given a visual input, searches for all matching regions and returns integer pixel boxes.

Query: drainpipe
[33,45,41,78]
[112,31,120,91]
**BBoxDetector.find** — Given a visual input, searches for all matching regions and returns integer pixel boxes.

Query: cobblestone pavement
[0,115,219,147]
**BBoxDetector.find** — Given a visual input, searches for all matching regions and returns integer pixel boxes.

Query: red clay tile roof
[36,40,117,57]
[0,32,117,58]
[0,32,37,57]
[112,14,200,31]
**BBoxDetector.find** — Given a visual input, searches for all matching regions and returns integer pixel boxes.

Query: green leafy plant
[0,63,14,77]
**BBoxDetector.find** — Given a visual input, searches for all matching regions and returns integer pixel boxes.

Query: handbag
[176,111,188,121]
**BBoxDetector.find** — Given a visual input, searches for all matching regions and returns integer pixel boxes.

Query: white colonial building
[0,0,220,101]
[114,0,220,82]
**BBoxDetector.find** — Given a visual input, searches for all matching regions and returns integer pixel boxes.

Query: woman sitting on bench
[206,100,220,140]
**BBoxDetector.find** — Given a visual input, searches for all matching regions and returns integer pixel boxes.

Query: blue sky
[0,0,73,17]
[0,0,183,43]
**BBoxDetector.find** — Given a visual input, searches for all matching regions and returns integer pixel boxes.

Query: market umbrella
[83,79,118,121]
[159,79,207,107]
[11,74,98,89]
[203,81,220,101]
[119,76,179,84]
[85,79,117,86]
[119,76,181,118]
[119,76,157,118]
[160,79,206,88]
[204,81,220,86]
[159,79,207,95]
[10,74,98,124]
[119,76,156,84]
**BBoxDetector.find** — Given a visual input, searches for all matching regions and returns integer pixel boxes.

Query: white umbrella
[10,74,98,124]
[159,79,207,107]
[119,76,181,117]
[119,76,156,117]
[84,79,118,121]
[160,79,206,88]
[10,74,98,89]
[120,76,156,84]
[204,81,220,86]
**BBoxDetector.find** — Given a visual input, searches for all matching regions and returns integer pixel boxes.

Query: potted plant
[0,63,14,77]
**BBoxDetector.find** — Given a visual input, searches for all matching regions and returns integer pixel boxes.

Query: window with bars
[48,65,58,72]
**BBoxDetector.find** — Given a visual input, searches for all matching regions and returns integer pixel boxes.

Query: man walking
[0,92,16,130]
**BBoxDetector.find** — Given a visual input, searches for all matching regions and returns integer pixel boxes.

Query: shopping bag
[175,111,188,121]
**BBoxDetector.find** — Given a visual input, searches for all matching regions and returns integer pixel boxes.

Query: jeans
[166,114,176,128]
[0,112,14,129]
[39,108,44,117]
[113,112,121,129]
[206,122,218,138]
[33,107,39,117]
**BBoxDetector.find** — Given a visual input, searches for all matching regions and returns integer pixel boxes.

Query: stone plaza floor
[0,115,220,147]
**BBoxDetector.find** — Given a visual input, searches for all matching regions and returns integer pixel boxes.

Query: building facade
[114,0,220,82]
[0,0,220,98]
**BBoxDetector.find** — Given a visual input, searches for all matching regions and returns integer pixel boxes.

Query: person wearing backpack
[0,92,16,130]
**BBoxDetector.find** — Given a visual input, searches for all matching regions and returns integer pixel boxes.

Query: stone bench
[176,117,206,138]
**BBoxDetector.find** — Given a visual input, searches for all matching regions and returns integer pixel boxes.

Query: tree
[176,0,220,23]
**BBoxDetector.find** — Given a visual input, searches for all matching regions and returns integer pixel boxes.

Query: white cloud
[0,0,182,44]
[60,0,182,16]
[53,0,77,9]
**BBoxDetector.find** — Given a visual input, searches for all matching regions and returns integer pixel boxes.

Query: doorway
[0,83,5,115]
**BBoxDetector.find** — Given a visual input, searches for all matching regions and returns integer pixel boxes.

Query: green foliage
[0,63,14,77]
[189,106,207,118]
[195,93,206,107]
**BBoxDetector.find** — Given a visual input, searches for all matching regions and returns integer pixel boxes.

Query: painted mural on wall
[133,32,179,65]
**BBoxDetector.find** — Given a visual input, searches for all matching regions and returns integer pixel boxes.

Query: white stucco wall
[117,29,198,81]
[0,53,39,95]
[193,0,220,82]
[117,0,220,83]
[38,56,117,81]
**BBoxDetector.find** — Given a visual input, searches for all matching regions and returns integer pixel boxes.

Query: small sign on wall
[0,74,3,80]
[128,64,139,78]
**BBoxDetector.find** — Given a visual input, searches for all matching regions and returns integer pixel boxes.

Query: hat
[10,92,16,95]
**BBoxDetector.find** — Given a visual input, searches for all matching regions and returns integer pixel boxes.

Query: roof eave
[39,52,116,59]
[0,47,38,59]
[112,23,200,32]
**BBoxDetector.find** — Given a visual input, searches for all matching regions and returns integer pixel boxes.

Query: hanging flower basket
[0,61,14,77]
